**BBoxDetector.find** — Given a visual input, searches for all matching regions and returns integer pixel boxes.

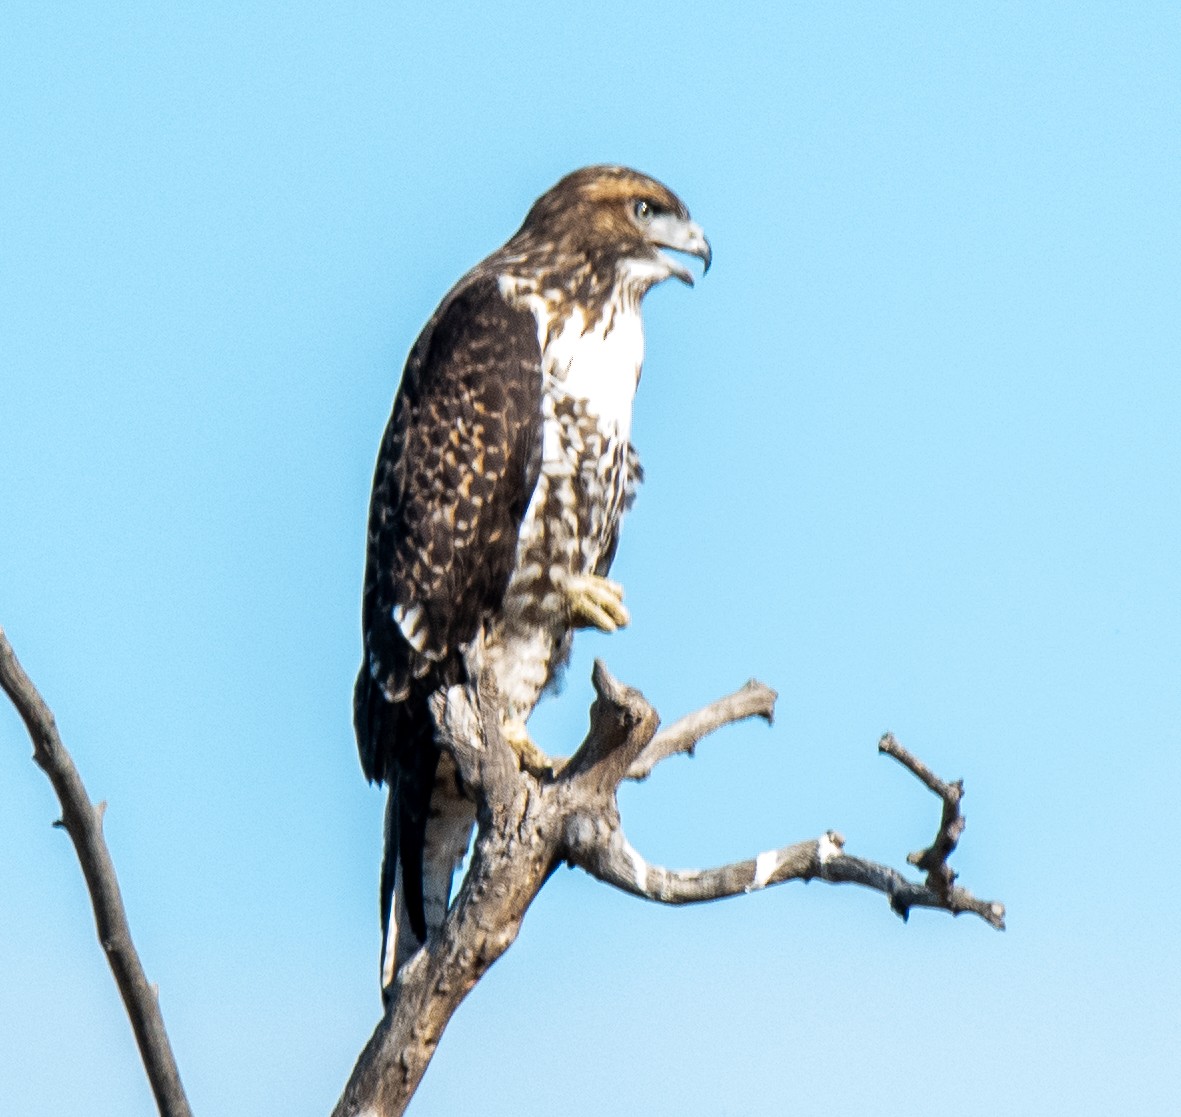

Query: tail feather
[380,752,475,997]
[362,668,477,997]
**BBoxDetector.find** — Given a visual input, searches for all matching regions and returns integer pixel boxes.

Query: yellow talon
[565,573,630,633]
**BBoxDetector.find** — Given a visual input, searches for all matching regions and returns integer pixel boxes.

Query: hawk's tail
[379,750,475,998]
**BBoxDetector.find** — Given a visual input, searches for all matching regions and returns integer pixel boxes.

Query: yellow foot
[564,573,630,633]
[501,718,555,779]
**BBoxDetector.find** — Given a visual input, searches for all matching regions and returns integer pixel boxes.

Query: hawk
[355,165,710,994]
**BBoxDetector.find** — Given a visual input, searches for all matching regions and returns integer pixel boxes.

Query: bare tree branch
[559,660,660,793]
[568,794,1004,930]
[876,732,1004,925]
[2,621,1004,1117]
[626,679,778,781]
[428,670,518,802]
[333,661,661,1117]
[567,825,828,902]
[0,627,193,1117]
[333,660,1004,1115]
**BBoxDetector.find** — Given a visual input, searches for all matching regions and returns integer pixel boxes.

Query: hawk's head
[514,165,711,289]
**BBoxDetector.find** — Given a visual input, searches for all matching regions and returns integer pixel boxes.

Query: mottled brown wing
[356,272,543,783]
[354,272,542,945]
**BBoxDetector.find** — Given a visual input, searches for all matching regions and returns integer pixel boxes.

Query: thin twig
[879,732,975,901]
[0,627,193,1117]
[626,680,778,781]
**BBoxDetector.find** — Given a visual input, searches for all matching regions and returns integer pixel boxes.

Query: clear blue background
[3,3,1178,1114]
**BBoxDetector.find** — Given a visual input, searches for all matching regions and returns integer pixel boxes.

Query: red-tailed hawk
[355,165,710,994]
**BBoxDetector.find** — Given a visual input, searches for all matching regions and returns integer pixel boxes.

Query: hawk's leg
[501,717,556,780]
[563,573,630,633]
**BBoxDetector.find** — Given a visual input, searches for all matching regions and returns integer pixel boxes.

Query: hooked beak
[647,213,712,285]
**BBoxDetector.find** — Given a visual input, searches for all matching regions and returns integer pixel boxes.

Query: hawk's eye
[633,199,654,224]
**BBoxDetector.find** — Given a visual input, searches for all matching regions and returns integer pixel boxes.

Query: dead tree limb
[1,623,1003,1117]
[0,627,193,1117]
[626,678,778,781]
[333,659,1004,1117]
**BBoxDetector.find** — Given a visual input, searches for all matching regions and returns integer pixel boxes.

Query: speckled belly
[483,389,632,722]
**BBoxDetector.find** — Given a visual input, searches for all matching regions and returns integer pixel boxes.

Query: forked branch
[2,625,1004,1117]
[336,660,1004,1115]
[626,678,778,781]
[565,672,1005,930]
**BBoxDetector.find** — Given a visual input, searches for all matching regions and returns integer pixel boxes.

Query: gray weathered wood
[332,660,1004,1115]
[1,625,1004,1117]
[0,627,194,1117]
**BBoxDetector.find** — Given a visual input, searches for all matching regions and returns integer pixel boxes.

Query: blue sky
[2,3,1179,1114]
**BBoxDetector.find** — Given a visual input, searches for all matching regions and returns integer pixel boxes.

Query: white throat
[541,296,643,439]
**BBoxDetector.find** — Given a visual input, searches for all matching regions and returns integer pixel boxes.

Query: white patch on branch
[624,843,648,892]
[818,830,844,865]
[750,849,781,891]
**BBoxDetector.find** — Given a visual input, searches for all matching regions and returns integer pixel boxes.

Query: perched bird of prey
[354,165,710,994]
